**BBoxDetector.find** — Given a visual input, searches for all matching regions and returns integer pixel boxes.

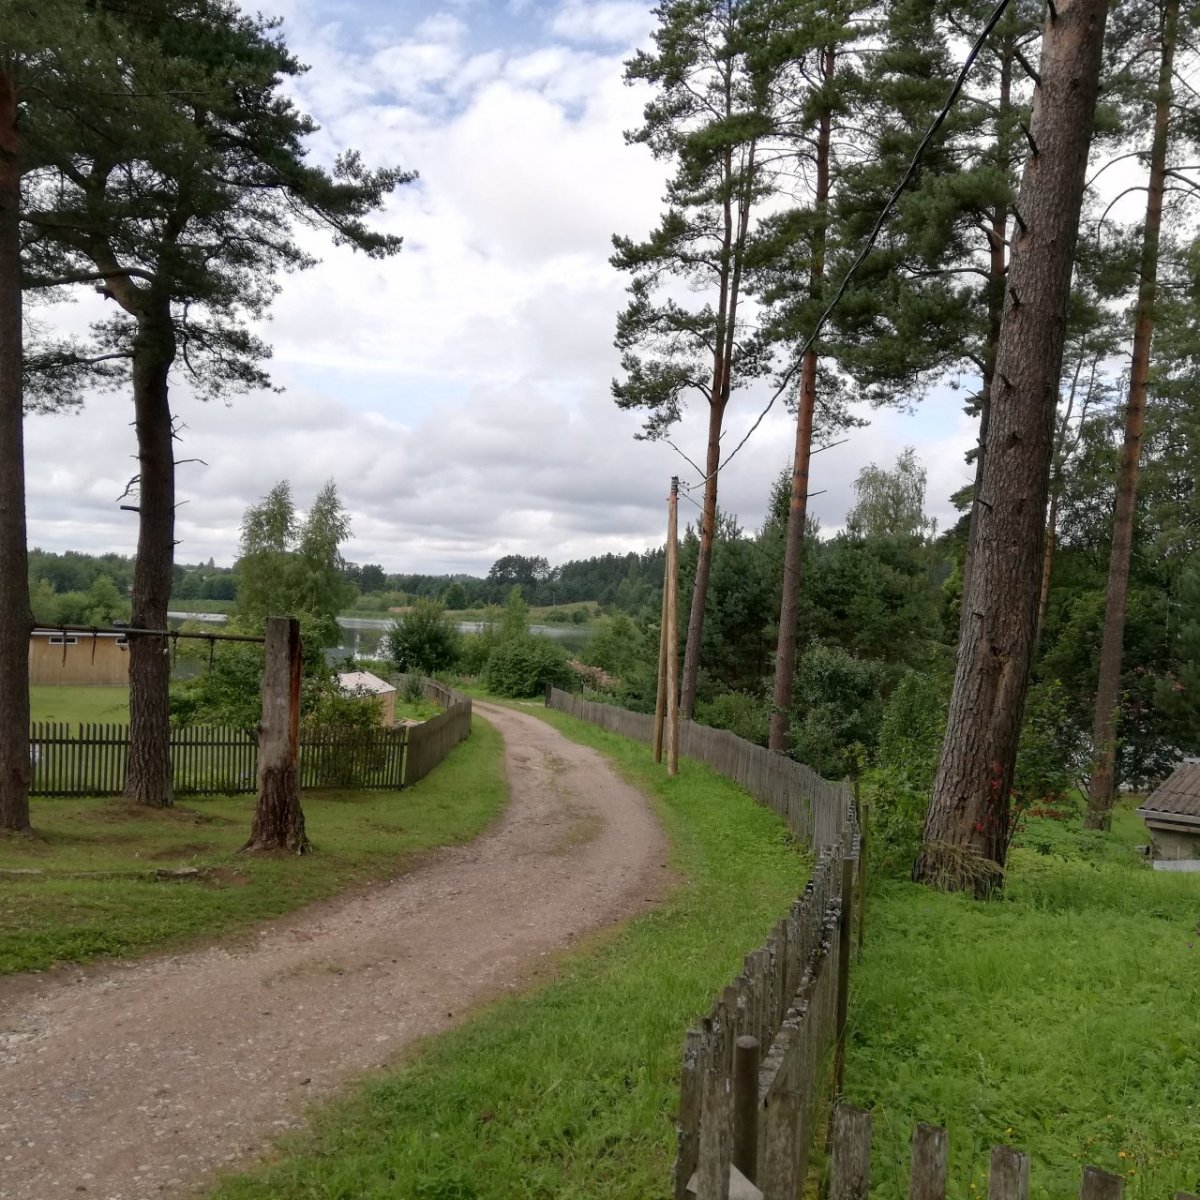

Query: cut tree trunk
[769,46,833,754]
[0,62,32,835]
[1085,0,1177,831]
[244,616,308,854]
[123,308,177,808]
[914,0,1109,894]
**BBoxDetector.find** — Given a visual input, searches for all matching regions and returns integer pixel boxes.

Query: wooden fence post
[1079,1167,1123,1200]
[243,616,308,854]
[908,1124,948,1200]
[732,1035,760,1185]
[829,1106,871,1200]
[856,798,869,960]
[988,1147,1030,1200]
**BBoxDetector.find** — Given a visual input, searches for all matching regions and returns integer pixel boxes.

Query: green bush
[387,600,460,676]
[483,636,574,698]
[695,691,770,746]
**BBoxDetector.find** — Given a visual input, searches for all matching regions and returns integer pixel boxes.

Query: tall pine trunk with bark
[0,60,32,834]
[123,304,177,808]
[914,0,1109,894]
[1085,0,1177,829]
[769,45,834,754]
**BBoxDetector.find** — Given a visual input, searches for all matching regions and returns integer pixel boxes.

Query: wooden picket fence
[29,678,472,797]
[826,1105,1198,1200]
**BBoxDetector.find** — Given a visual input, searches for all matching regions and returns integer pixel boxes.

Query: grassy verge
[0,720,506,975]
[846,804,1200,1198]
[30,684,131,724]
[208,706,809,1200]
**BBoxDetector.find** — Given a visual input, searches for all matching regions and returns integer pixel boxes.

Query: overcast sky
[24,0,978,575]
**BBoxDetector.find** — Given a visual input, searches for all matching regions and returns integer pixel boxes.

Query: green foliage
[846,447,937,539]
[499,585,530,639]
[789,643,890,779]
[388,601,460,676]
[869,668,952,873]
[441,581,468,610]
[235,480,355,648]
[695,691,770,746]
[1012,679,1087,810]
[584,613,646,680]
[482,637,573,699]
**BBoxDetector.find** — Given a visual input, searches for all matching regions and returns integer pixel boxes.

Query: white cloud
[23,0,978,577]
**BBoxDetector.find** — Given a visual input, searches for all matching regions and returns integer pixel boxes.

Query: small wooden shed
[29,628,130,686]
[337,670,397,727]
[1137,763,1200,861]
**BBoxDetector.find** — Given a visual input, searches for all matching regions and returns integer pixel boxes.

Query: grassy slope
[0,720,507,974]
[209,707,809,1200]
[846,805,1200,1198]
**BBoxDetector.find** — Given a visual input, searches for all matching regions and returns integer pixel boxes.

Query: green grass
[0,720,507,974]
[30,684,131,725]
[207,706,809,1200]
[846,803,1200,1198]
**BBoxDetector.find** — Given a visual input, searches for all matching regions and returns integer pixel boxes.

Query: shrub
[695,691,770,746]
[483,636,574,698]
[387,600,460,676]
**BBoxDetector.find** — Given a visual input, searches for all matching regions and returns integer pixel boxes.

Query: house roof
[337,671,397,696]
[1140,763,1200,819]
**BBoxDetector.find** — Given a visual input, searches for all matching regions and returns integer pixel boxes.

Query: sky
[23,0,979,576]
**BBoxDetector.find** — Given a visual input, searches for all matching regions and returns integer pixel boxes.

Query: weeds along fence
[825,1105,1197,1200]
[29,678,471,798]
[544,688,862,1200]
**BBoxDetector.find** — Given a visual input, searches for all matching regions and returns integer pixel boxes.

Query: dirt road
[0,702,669,1200]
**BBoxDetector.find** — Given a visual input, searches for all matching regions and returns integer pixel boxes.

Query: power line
[686,0,1014,488]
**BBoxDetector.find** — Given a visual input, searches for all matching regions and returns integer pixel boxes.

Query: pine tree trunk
[0,62,32,835]
[681,393,726,718]
[768,47,834,755]
[769,350,817,752]
[961,38,1012,605]
[244,616,308,853]
[124,307,177,808]
[914,0,1109,894]
[1085,0,1177,831]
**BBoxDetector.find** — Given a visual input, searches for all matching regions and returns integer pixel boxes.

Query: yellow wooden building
[29,628,131,687]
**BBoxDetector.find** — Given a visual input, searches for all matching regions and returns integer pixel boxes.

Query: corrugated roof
[1142,762,1200,818]
[337,671,397,696]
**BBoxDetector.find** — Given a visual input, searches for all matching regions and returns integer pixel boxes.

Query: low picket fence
[826,1106,1197,1200]
[29,678,471,797]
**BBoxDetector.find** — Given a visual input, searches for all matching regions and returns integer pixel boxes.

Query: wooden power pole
[665,478,681,777]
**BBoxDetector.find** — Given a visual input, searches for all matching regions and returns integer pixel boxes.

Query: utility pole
[653,480,672,764]
[666,478,680,777]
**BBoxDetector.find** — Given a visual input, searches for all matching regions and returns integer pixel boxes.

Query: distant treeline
[28,547,667,616]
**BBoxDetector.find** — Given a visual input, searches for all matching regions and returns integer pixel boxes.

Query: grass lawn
[0,719,507,975]
[846,803,1200,1198]
[207,705,809,1200]
[30,684,131,725]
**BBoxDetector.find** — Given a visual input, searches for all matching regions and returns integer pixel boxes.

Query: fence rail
[30,678,472,798]
[544,688,861,1200]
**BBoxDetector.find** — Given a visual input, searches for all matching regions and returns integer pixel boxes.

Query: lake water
[168,613,592,664]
